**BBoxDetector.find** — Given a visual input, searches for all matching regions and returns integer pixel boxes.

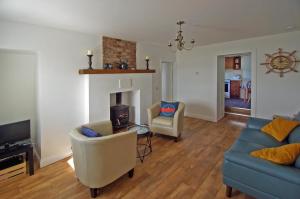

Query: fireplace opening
[110,92,129,130]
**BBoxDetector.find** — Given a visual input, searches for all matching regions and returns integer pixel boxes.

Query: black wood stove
[110,92,129,129]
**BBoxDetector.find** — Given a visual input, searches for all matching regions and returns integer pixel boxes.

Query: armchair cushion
[160,101,179,117]
[81,127,102,137]
[152,116,173,127]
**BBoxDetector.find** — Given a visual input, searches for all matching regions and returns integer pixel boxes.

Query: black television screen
[0,120,30,146]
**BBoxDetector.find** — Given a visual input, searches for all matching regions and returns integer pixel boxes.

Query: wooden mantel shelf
[79,69,155,75]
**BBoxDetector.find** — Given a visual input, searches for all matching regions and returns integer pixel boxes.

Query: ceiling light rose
[168,21,195,51]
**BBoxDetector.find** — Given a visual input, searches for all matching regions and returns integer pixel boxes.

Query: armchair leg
[226,185,232,197]
[90,188,98,198]
[128,168,134,178]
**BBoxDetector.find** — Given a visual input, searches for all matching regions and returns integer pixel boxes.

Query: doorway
[161,62,173,101]
[217,52,254,119]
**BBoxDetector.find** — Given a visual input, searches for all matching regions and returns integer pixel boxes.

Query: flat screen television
[0,120,31,146]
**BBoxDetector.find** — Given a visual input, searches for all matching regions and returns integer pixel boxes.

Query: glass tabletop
[128,124,150,135]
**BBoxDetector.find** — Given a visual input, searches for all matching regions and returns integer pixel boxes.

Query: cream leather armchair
[69,120,137,198]
[147,102,185,142]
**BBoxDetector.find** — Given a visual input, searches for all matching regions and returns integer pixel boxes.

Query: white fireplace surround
[110,90,140,124]
[88,73,153,124]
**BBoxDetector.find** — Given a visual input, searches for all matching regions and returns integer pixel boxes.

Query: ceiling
[0,0,300,46]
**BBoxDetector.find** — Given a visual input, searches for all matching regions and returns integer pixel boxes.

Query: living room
[0,0,300,198]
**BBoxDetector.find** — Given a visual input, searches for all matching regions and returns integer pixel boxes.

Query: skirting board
[40,150,72,168]
[185,112,217,122]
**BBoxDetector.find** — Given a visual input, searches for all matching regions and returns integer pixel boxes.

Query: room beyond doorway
[225,53,251,116]
[217,52,253,119]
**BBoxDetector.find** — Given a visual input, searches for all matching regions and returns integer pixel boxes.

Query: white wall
[161,62,173,101]
[177,31,300,121]
[136,43,176,103]
[0,49,38,152]
[0,20,99,167]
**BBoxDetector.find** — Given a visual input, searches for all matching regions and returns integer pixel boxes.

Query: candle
[145,56,149,60]
[87,50,93,56]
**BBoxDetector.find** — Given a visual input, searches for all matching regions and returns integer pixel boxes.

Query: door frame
[160,61,174,101]
[217,50,257,120]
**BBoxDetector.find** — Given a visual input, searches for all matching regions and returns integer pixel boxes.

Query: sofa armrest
[147,102,161,125]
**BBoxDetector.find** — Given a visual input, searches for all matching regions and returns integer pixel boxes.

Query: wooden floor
[0,115,255,199]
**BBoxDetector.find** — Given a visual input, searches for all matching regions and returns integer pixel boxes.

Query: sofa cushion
[288,126,300,144]
[159,101,179,117]
[152,116,173,127]
[251,143,300,165]
[294,156,300,169]
[261,117,300,142]
[247,117,271,130]
[227,140,266,154]
[238,128,286,148]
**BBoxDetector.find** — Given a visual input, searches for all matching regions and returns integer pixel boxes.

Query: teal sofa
[223,117,300,199]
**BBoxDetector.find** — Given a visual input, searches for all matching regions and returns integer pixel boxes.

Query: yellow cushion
[251,143,300,165]
[261,117,300,142]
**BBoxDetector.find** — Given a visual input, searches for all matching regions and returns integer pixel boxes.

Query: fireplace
[110,92,129,129]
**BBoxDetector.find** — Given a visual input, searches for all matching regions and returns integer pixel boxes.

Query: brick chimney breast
[103,36,136,68]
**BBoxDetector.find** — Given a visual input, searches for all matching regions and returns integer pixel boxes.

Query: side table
[0,143,34,176]
[128,124,153,163]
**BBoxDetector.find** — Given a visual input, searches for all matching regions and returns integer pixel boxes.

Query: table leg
[27,148,34,175]
[147,134,152,152]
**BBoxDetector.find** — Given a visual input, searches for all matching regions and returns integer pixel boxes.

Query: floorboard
[0,115,255,199]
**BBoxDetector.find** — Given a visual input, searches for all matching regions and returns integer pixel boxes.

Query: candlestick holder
[145,59,150,70]
[87,54,93,70]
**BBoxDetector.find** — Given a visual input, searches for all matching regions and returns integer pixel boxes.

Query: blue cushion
[159,101,179,117]
[81,127,101,137]
[288,126,300,144]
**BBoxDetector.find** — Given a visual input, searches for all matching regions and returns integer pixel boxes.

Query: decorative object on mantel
[118,58,129,70]
[87,50,93,70]
[78,69,155,75]
[168,20,195,51]
[103,63,113,69]
[260,48,299,77]
[145,56,150,70]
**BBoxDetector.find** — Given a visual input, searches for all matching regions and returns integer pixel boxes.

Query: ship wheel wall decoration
[260,48,300,77]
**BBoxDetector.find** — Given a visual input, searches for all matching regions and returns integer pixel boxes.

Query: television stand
[0,143,34,176]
